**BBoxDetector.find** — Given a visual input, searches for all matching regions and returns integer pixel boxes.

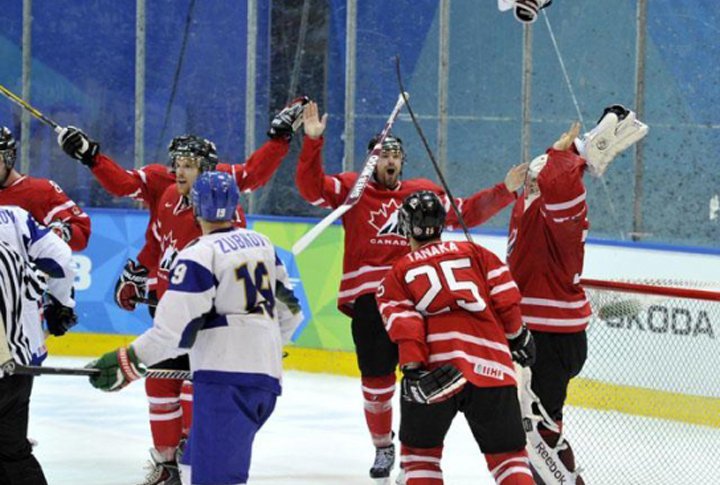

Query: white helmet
[527,153,548,180]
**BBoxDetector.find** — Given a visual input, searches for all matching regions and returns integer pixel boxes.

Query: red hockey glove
[114,259,149,311]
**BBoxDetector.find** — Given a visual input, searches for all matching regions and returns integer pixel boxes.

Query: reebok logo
[535,441,569,484]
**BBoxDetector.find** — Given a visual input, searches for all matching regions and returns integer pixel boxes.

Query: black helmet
[168,134,218,172]
[399,190,446,242]
[0,126,17,170]
[367,133,404,158]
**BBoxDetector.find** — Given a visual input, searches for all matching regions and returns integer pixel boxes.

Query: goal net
[566,278,720,483]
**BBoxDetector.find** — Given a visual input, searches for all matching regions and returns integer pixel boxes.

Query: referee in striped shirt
[0,205,78,485]
[0,241,49,485]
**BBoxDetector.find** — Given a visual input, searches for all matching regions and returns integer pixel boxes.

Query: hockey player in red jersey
[376,190,536,485]
[296,101,528,481]
[508,107,647,485]
[56,99,306,485]
[56,96,307,314]
[507,121,588,485]
[0,126,91,251]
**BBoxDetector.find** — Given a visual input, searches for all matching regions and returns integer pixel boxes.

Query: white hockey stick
[291,92,408,255]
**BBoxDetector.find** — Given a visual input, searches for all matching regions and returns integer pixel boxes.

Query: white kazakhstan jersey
[133,227,303,393]
[0,205,75,364]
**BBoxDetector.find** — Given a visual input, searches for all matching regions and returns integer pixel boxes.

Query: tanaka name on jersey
[407,242,459,263]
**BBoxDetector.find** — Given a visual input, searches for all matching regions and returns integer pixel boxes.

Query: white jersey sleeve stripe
[544,190,586,211]
[42,200,77,224]
[489,281,518,296]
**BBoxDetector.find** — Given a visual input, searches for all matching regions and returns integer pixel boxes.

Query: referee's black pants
[0,374,47,485]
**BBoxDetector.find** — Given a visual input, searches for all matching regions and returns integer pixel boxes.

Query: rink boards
[48,209,720,428]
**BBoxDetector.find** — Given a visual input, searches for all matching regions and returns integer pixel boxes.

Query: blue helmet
[191,171,240,222]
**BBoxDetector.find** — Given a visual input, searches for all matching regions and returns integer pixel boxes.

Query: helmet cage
[0,127,17,171]
[168,135,218,173]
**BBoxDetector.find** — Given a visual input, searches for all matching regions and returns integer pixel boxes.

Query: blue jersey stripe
[169,259,215,293]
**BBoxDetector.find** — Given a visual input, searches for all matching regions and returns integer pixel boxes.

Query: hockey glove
[43,293,78,337]
[401,364,467,405]
[267,96,309,141]
[57,126,99,167]
[575,104,649,177]
[513,0,552,23]
[114,259,149,311]
[508,326,536,367]
[48,220,72,243]
[87,346,146,392]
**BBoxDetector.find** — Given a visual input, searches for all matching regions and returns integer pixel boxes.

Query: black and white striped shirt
[0,240,47,366]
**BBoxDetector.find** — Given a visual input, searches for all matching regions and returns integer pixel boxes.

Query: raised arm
[57,126,172,203]
[295,101,352,209]
[538,123,588,225]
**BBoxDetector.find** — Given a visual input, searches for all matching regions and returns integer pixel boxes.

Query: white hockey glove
[575,104,649,177]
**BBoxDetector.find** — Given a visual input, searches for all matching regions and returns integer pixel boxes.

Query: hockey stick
[291,92,408,255]
[0,84,63,134]
[10,364,193,380]
[132,296,158,308]
[393,57,473,243]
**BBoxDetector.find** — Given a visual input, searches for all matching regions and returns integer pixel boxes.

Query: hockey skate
[369,443,395,484]
[137,448,181,485]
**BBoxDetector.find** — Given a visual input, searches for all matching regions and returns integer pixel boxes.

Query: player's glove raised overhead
[43,293,78,337]
[114,259,149,311]
[57,126,100,167]
[508,326,536,367]
[513,0,552,23]
[267,96,309,141]
[87,346,146,392]
[574,104,649,177]
[401,364,467,405]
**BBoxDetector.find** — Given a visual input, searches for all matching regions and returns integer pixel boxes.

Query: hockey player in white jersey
[0,205,77,366]
[0,205,77,485]
[87,171,304,485]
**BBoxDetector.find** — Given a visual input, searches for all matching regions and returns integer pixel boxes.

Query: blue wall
[1,0,718,247]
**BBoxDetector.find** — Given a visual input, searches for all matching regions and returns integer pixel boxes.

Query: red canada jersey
[377,240,523,388]
[0,175,91,251]
[507,148,591,334]
[90,138,289,280]
[296,136,516,316]
[149,185,246,299]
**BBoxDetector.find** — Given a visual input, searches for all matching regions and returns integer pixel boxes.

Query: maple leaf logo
[368,199,404,238]
[159,232,179,272]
